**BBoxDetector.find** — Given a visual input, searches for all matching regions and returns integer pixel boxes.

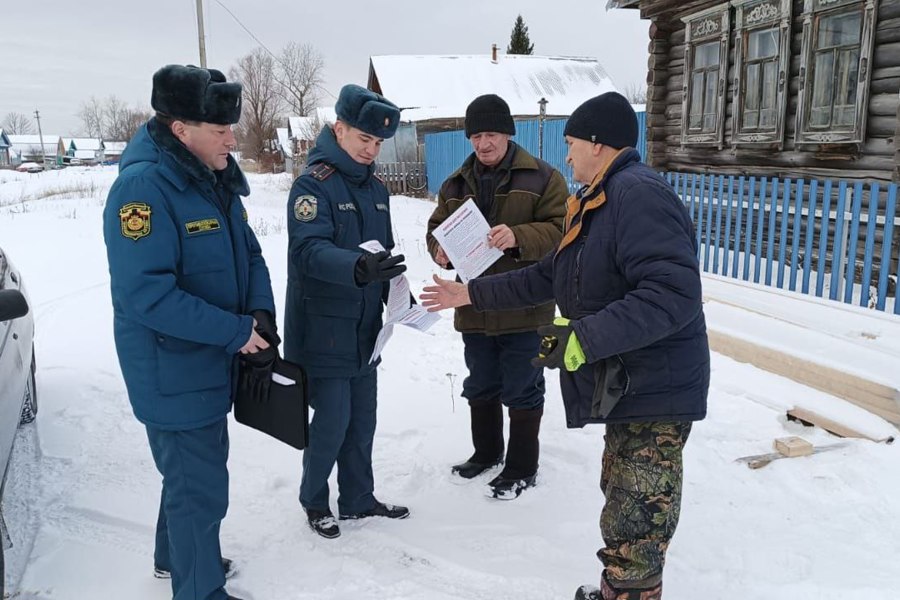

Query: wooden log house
[609,0,899,183]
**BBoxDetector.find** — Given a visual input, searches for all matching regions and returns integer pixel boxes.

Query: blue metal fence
[424,112,647,196]
[667,172,900,314]
[422,116,900,314]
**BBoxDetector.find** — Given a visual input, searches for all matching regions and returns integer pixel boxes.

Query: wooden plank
[708,329,900,426]
[786,407,896,443]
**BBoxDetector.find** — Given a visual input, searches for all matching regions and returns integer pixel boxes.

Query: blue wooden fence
[668,172,900,314]
[424,112,647,196]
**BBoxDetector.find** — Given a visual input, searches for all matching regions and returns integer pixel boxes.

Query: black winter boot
[451,401,504,479]
[575,572,662,600]
[487,406,542,500]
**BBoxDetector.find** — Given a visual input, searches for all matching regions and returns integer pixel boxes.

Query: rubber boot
[451,401,504,479]
[487,406,542,499]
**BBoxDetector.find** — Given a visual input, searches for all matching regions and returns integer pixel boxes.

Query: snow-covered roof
[606,0,641,9]
[70,138,104,151]
[8,134,61,155]
[9,134,60,146]
[276,128,290,154]
[287,107,336,141]
[369,54,619,122]
[73,149,97,160]
[104,141,127,154]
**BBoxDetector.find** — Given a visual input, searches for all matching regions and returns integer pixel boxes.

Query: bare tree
[77,96,106,138]
[623,83,648,104]
[274,42,325,117]
[1,112,35,134]
[299,111,325,144]
[104,96,151,141]
[230,48,283,161]
[75,95,151,141]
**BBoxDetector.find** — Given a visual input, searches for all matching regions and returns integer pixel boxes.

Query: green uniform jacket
[426,145,567,334]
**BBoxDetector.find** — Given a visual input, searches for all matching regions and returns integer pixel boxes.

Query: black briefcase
[234,357,309,450]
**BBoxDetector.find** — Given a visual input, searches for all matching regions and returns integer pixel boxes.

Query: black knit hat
[564,92,638,148]
[151,64,243,125]
[464,94,516,138]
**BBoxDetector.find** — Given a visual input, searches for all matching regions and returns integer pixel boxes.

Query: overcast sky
[0,0,650,137]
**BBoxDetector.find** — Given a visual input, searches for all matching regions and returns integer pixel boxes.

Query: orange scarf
[557,148,628,254]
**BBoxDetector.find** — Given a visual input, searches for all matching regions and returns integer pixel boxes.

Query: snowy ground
[1,166,899,600]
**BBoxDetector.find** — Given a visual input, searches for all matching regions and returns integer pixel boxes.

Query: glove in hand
[354,250,407,285]
[239,345,278,403]
[252,310,280,346]
[531,318,586,372]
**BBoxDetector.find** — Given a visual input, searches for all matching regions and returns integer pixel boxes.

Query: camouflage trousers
[598,421,693,591]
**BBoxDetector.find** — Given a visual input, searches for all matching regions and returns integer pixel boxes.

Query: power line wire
[213,0,278,62]
[209,0,336,101]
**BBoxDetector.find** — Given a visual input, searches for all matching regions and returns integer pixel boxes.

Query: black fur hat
[335,84,400,139]
[564,92,638,149]
[151,64,243,125]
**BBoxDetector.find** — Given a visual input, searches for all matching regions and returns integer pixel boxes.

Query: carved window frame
[731,0,793,148]
[681,5,731,147]
[795,0,879,145]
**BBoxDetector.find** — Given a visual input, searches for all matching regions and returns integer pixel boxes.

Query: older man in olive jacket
[426,94,567,500]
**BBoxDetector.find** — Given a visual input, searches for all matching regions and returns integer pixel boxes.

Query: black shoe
[306,508,341,539]
[339,500,410,521]
[574,585,603,600]
[154,557,236,579]
[451,456,502,479]
[486,473,536,500]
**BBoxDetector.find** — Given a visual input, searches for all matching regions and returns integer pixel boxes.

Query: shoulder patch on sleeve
[293,195,318,222]
[310,164,335,181]
[119,202,152,241]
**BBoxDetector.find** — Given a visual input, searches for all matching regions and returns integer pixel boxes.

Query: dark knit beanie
[151,64,243,125]
[464,94,516,138]
[335,84,401,139]
[564,92,638,148]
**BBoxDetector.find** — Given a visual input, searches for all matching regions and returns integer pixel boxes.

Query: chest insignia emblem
[185,218,221,234]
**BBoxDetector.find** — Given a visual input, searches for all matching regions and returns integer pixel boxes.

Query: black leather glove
[239,345,278,403]
[354,250,407,285]
[531,322,575,370]
[252,309,280,346]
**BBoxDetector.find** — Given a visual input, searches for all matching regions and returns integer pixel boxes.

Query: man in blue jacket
[103,64,277,600]
[285,84,409,540]
[421,92,709,600]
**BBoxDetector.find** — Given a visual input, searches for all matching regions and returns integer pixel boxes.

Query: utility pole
[34,109,48,168]
[196,0,208,68]
[537,97,548,160]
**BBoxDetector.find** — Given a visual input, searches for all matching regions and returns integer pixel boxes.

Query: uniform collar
[307,125,373,185]
[147,118,249,196]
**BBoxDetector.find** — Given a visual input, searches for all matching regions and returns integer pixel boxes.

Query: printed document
[360,241,441,363]
[430,198,503,283]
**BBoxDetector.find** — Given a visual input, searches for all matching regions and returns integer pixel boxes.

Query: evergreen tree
[507,15,534,55]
